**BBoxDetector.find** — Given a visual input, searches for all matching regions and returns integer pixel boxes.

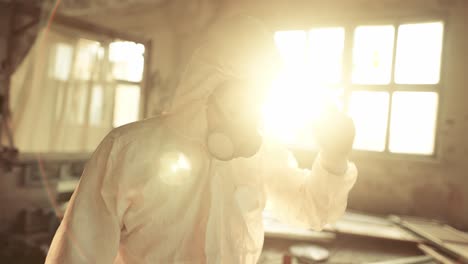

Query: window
[113,84,141,127]
[109,41,145,127]
[109,41,145,82]
[50,39,145,128]
[395,23,444,84]
[309,27,345,84]
[352,25,395,84]
[389,92,438,154]
[348,91,389,152]
[263,21,443,155]
[11,28,147,153]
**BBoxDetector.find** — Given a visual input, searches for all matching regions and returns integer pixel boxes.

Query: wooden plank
[263,217,336,243]
[418,244,456,264]
[444,242,468,260]
[329,220,422,242]
[391,216,468,263]
[366,255,434,264]
[324,212,422,242]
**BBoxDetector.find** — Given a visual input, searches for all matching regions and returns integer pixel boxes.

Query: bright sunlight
[262,28,344,148]
[262,22,442,154]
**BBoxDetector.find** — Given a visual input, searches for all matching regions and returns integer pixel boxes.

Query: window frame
[274,15,448,160]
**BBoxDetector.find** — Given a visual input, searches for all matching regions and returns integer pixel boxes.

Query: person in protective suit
[45,15,357,264]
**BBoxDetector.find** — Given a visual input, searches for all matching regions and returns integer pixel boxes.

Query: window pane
[65,84,88,124]
[74,39,102,80]
[113,84,141,127]
[309,27,345,84]
[395,22,444,84]
[109,41,145,82]
[55,82,65,121]
[90,85,104,126]
[274,30,307,69]
[389,92,438,154]
[348,91,389,151]
[352,25,395,84]
[49,43,73,81]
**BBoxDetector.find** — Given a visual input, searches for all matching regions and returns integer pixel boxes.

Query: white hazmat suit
[46,16,357,264]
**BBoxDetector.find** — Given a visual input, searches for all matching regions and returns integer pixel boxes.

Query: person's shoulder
[112,116,160,137]
[85,118,165,184]
[106,116,164,151]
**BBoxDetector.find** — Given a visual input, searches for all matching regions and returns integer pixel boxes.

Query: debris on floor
[262,210,468,264]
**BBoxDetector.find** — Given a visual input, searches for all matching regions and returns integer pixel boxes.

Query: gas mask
[206,83,263,161]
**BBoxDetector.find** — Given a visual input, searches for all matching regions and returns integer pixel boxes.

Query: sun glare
[262,29,343,147]
[262,22,441,153]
